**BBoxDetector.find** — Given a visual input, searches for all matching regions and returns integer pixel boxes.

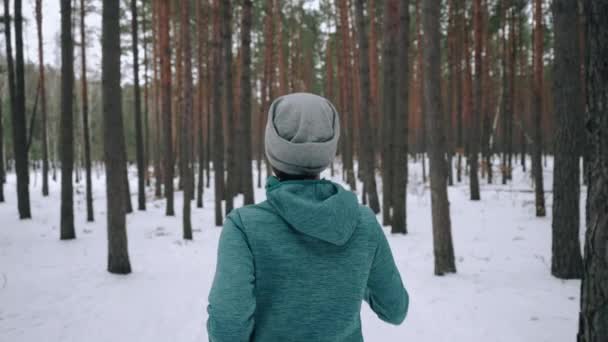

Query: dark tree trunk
[240,0,254,205]
[223,0,235,216]
[131,0,146,211]
[455,0,464,183]
[102,0,131,274]
[550,0,583,280]
[80,0,94,221]
[35,0,49,197]
[422,0,456,276]
[3,0,14,202]
[391,0,409,233]
[196,0,207,208]
[0,90,4,202]
[180,0,193,240]
[142,0,150,188]
[577,2,608,340]
[354,0,381,215]
[11,0,31,219]
[469,0,482,200]
[213,0,225,226]
[532,0,546,217]
[60,0,75,238]
[159,0,174,216]
[152,0,162,198]
[337,0,356,191]
[381,0,398,226]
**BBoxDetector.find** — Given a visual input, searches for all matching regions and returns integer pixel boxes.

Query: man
[207,93,408,341]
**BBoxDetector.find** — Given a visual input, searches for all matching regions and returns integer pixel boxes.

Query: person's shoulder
[226,201,276,230]
[356,204,383,235]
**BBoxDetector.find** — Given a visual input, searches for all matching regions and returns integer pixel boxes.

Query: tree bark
[531,0,546,217]
[159,0,174,216]
[11,0,31,219]
[240,0,254,205]
[80,0,94,221]
[577,2,608,340]
[423,0,456,276]
[550,0,583,280]
[223,0,235,216]
[381,0,398,225]
[180,0,193,240]
[102,0,131,274]
[131,0,146,211]
[213,0,225,226]
[60,0,75,238]
[470,0,482,200]
[391,0,409,234]
[35,0,49,197]
[354,0,381,215]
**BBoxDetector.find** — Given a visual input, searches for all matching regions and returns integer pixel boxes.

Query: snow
[0,158,582,341]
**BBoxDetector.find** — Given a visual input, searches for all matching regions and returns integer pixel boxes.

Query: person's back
[207,93,409,342]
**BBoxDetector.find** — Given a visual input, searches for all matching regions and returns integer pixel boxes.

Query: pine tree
[531,0,546,217]
[469,0,482,200]
[423,0,456,275]
[577,2,608,340]
[550,0,583,279]
[80,0,94,221]
[12,0,31,219]
[102,0,131,274]
[180,0,193,240]
[35,0,49,197]
[213,0,225,226]
[60,0,76,239]
[131,0,146,211]
[240,0,254,205]
[159,0,174,216]
[391,0,409,234]
[354,0,381,215]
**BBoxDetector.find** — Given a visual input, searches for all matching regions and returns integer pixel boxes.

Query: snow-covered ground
[0,158,582,341]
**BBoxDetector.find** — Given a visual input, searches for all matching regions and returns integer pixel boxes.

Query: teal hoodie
[207,176,408,342]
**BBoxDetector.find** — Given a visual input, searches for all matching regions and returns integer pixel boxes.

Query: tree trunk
[152,0,162,198]
[180,0,193,240]
[195,0,207,208]
[213,0,225,226]
[391,0,409,234]
[60,0,75,238]
[11,0,31,219]
[577,2,608,341]
[423,0,456,276]
[159,0,174,216]
[223,0,235,216]
[102,0,132,274]
[531,0,546,217]
[0,88,4,202]
[142,0,150,188]
[35,0,49,197]
[240,0,254,205]
[470,0,482,200]
[381,0,398,225]
[354,0,381,216]
[550,0,584,280]
[80,0,94,221]
[131,0,146,211]
[337,0,356,191]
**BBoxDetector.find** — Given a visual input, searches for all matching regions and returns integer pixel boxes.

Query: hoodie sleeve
[207,212,255,342]
[364,215,409,325]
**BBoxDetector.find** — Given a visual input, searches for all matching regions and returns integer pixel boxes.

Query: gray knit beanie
[265,92,340,176]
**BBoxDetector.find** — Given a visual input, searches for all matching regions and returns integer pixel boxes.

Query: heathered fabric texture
[207,176,409,342]
[265,93,340,175]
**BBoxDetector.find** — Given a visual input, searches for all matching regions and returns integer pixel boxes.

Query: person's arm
[364,220,409,325]
[207,213,255,342]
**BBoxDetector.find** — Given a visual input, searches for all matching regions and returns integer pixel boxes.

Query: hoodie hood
[265,176,360,246]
